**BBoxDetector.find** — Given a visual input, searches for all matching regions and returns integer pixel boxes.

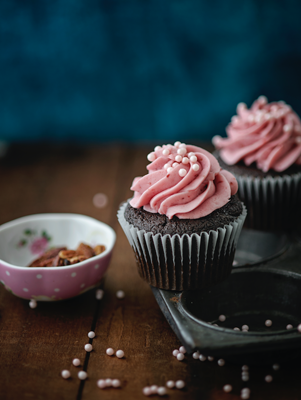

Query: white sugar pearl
[189,155,197,163]
[143,387,152,396]
[182,157,189,164]
[286,324,293,330]
[218,359,225,366]
[177,148,186,156]
[223,384,232,393]
[78,371,88,380]
[242,375,249,382]
[116,350,124,359]
[179,169,187,177]
[241,392,250,399]
[241,388,251,394]
[172,162,178,167]
[175,155,182,162]
[163,149,170,156]
[167,167,173,174]
[265,113,271,120]
[234,327,240,331]
[157,387,167,396]
[242,325,249,331]
[219,315,226,322]
[199,354,206,361]
[192,351,200,359]
[208,356,214,361]
[283,124,292,132]
[192,164,199,171]
[112,379,121,388]
[97,379,107,388]
[258,95,268,103]
[96,289,104,300]
[273,363,280,370]
[174,141,181,147]
[154,146,161,151]
[179,143,186,148]
[265,375,273,383]
[84,344,93,352]
[105,378,112,387]
[172,349,179,357]
[88,331,95,339]
[116,290,125,299]
[147,152,156,162]
[242,365,249,371]
[72,358,81,367]
[177,353,185,361]
[61,370,71,379]
[179,346,186,354]
[175,380,185,389]
[150,385,158,394]
[29,299,37,309]
[106,348,114,356]
[265,319,272,327]
[248,114,255,122]
[188,152,195,157]
[237,102,247,109]
[298,324,301,333]
[166,380,175,388]
[164,163,169,169]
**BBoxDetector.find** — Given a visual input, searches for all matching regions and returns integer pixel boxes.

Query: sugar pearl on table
[97,379,107,389]
[208,356,214,361]
[29,299,37,309]
[143,387,152,396]
[286,324,293,330]
[105,378,112,387]
[61,370,71,379]
[162,149,170,156]
[218,359,225,366]
[199,354,206,361]
[265,375,273,383]
[172,349,179,357]
[265,319,272,327]
[273,363,280,371]
[147,152,156,162]
[166,380,175,389]
[192,351,200,359]
[72,358,81,367]
[223,384,232,393]
[242,365,249,371]
[88,331,95,339]
[112,379,121,388]
[177,353,185,361]
[116,290,125,299]
[157,387,167,396]
[179,346,186,354]
[78,371,88,380]
[175,380,185,389]
[175,155,182,162]
[219,315,226,322]
[116,350,124,359]
[179,169,187,177]
[96,289,104,300]
[150,385,158,394]
[242,325,249,331]
[241,390,251,400]
[298,324,301,333]
[234,327,240,331]
[242,375,249,382]
[106,348,114,356]
[84,344,93,352]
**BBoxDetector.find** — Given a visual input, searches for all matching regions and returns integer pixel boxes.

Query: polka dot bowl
[0,213,116,301]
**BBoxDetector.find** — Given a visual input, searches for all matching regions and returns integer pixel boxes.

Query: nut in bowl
[0,214,116,301]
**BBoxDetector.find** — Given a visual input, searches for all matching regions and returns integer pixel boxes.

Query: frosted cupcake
[213,96,301,231]
[118,142,246,291]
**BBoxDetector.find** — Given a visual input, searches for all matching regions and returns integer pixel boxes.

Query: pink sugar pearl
[106,348,114,356]
[116,350,124,358]
[61,370,71,379]
[72,358,81,367]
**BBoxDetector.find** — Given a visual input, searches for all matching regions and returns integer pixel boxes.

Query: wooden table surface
[0,143,300,400]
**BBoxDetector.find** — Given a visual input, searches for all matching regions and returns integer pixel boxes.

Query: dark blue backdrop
[1,0,301,143]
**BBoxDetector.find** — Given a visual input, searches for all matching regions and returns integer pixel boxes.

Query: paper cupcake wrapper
[118,202,247,291]
[235,172,301,231]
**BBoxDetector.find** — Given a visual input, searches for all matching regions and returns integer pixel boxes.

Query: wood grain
[0,143,300,400]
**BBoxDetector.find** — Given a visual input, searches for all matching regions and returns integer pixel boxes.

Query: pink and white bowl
[0,213,116,301]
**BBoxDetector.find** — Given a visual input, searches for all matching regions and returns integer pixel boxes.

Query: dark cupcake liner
[118,202,247,291]
[235,173,301,231]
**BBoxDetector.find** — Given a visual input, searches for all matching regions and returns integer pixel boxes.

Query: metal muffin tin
[152,229,301,363]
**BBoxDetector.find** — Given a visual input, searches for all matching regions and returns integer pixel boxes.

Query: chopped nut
[76,243,95,258]
[94,245,106,255]
[59,250,77,259]
[28,247,67,267]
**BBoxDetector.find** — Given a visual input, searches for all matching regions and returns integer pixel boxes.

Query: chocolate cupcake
[213,96,301,231]
[118,142,246,291]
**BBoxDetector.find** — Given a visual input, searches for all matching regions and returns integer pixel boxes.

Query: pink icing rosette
[130,142,238,219]
[213,96,301,172]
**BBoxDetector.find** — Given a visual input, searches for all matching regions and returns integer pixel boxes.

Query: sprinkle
[265,375,273,383]
[72,358,81,367]
[29,299,37,309]
[97,379,107,388]
[208,356,214,361]
[223,384,232,393]
[167,167,173,174]
[283,124,292,132]
[190,155,197,163]
[174,141,181,147]
[234,327,240,331]
[179,346,186,354]
[143,387,152,396]
[105,378,112,387]
[298,324,301,333]
[199,354,206,361]
[61,370,71,379]
[179,169,187,177]
[175,155,182,162]
[265,319,272,327]
[192,164,199,171]
[273,364,280,370]
[116,290,125,299]
[176,353,185,361]
[166,380,175,388]
[157,387,167,396]
[182,157,189,164]
[218,359,225,366]
[150,385,158,394]
[147,152,156,162]
[286,324,293,330]
[96,289,104,300]
[175,380,185,389]
[84,344,93,352]
[192,351,200,359]
[112,379,121,388]
[154,146,161,151]
[242,325,249,331]
[78,371,88,380]
[172,349,179,357]
[116,350,124,359]
[177,148,187,156]
[219,315,226,322]
[163,149,170,156]
[88,331,95,339]
[106,348,114,356]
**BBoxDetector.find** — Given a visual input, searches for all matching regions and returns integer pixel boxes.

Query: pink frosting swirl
[130,142,238,219]
[213,96,301,172]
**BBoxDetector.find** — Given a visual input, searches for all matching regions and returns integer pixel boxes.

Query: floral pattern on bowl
[17,229,52,256]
